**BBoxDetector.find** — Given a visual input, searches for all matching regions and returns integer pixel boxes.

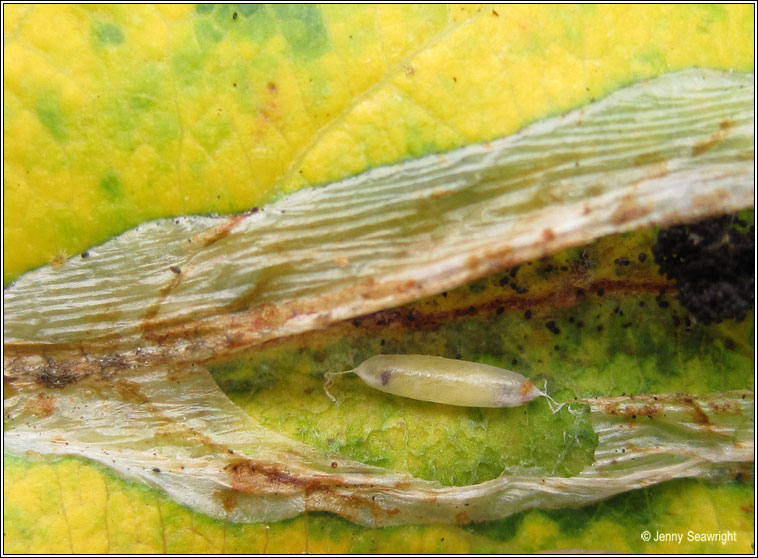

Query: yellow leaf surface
[3,4,753,283]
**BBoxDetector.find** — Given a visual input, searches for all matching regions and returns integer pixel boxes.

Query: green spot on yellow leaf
[272,4,329,61]
[35,92,66,141]
[92,21,125,46]
[99,171,123,200]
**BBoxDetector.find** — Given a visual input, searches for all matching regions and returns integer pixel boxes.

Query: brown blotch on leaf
[219,490,239,514]
[50,253,67,269]
[113,379,149,404]
[610,196,649,226]
[23,393,57,417]
[692,119,733,157]
[681,396,710,425]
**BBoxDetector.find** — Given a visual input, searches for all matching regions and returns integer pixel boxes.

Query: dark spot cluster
[655,294,669,309]
[37,358,77,389]
[510,283,528,294]
[653,213,754,324]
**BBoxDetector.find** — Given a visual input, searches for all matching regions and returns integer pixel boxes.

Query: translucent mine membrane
[5,70,754,376]
[4,363,752,527]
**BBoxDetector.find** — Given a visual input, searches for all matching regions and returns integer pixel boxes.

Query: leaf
[3,4,755,554]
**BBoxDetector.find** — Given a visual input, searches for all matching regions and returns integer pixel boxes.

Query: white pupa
[324,354,564,411]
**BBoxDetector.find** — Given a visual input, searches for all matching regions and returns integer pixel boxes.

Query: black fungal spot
[499,276,509,287]
[596,287,604,297]
[613,257,631,266]
[496,307,504,315]
[442,291,448,297]
[233,11,238,19]
[352,319,361,327]
[597,325,604,332]
[524,310,532,320]
[546,321,560,335]
[152,467,161,473]
[575,288,585,297]
[170,266,181,274]
[639,301,645,307]
[653,214,754,324]
[576,321,584,328]
[638,253,647,262]
[510,283,528,294]
[81,251,89,258]
[509,266,520,278]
